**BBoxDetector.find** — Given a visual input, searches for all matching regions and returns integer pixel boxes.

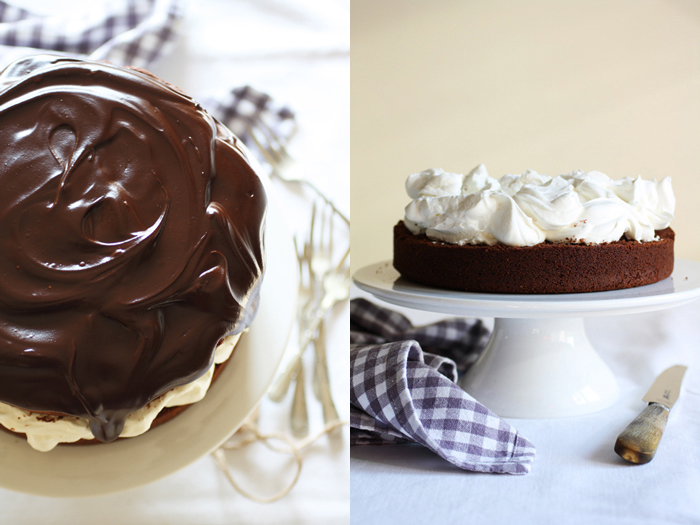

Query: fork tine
[335,246,350,274]
[307,203,317,264]
[248,127,278,166]
[256,118,283,152]
[293,236,306,292]
[256,117,298,163]
[320,203,327,252]
[293,235,301,262]
[247,117,298,167]
[322,202,333,261]
[329,207,334,258]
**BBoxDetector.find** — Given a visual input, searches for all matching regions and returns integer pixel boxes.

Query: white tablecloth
[351,286,700,525]
[0,1,349,523]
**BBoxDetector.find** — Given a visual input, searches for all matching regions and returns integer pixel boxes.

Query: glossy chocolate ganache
[0,56,266,443]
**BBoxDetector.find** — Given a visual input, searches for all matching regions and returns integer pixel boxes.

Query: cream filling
[0,333,241,452]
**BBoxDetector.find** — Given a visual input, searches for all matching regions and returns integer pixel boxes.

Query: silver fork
[288,234,313,438]
[268,221,315,405]
[289,203,328,438]
[305,205,344,426]
[248,119,349,226]
[290,242,349,435]
[268,202,349,418]
[312,248,350,428]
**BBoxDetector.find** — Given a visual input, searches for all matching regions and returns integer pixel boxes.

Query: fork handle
[312,317,326,400]
[290,362,309,438]
[313,319,340,428]
[268,354,300,402]
[268,304,330,402]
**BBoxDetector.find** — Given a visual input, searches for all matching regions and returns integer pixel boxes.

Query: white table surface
[351,285,700,525]
[0,1,349,523]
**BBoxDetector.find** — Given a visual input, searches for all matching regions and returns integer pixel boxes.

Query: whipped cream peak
[406,168,461,198]
[462,163,500,195]
[403,165,674,247]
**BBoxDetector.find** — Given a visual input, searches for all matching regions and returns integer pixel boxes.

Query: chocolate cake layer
[393,221,674,294]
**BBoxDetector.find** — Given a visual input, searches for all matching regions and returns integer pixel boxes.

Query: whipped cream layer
[0,334,240,452]
[404,164,675,246]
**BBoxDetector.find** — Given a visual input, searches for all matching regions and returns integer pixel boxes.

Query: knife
[614,365,688,465]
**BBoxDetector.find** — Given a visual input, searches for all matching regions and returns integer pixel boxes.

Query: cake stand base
[353,259,700,419]
[460,317,618,418]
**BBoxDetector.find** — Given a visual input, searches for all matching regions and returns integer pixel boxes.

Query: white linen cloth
[351,286,700,524]
[0,1,349,524]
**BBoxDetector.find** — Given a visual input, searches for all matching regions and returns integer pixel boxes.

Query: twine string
[212,419,348,504]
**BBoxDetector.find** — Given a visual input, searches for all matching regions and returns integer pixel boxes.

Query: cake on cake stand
[353,259,700,418]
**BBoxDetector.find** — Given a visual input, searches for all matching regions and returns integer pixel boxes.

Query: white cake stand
[353,259,700,418]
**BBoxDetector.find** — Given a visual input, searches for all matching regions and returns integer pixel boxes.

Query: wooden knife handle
[614,403,669,464]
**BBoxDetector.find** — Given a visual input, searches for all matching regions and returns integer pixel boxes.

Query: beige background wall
[351,0,700,272]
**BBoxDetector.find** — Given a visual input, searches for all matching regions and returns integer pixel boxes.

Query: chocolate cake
[0,55,265,450]
[394,221,675,294]
[394,165,675,294]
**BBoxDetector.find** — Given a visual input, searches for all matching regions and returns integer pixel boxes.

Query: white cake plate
[353,259,700,418]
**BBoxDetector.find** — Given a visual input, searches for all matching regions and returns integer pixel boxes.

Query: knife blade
[614,365,687,464]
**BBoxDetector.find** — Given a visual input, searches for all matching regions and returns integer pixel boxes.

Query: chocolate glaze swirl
[0,56,265,442]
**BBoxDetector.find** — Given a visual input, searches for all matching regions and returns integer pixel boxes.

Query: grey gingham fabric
[0,0,181,68]
[351,298,491,376]
[0,0,295,150]
[350,299,536,475]
[201,86,296,153]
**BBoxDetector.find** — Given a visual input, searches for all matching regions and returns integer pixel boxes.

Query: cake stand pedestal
[353,259,700,418]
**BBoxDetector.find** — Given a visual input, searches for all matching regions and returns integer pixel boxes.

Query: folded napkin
[350,298,536,475]
[200,86,296,155]
[0,0,295,151]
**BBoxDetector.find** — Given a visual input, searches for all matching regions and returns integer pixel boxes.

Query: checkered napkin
[350,298,536,475]
[0,0,296,151]
[200,86,296,154]
[0,0,181,68]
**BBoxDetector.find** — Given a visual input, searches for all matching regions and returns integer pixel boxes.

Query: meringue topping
[404,164,674,246]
